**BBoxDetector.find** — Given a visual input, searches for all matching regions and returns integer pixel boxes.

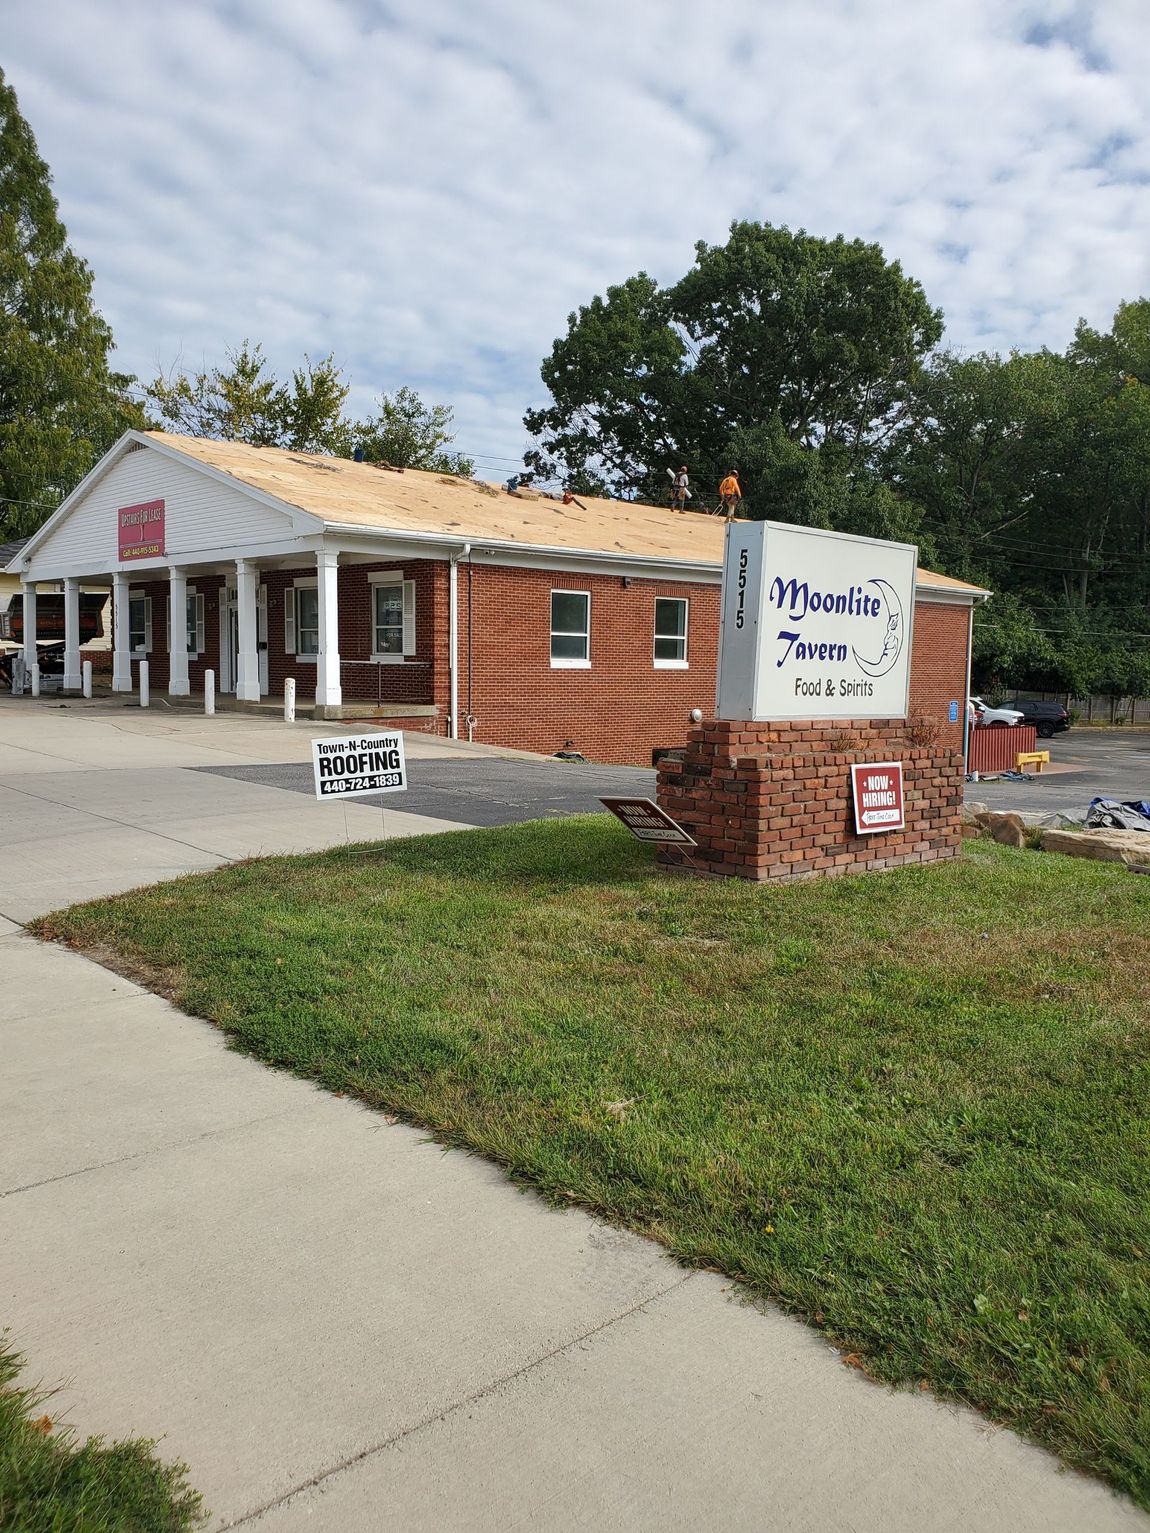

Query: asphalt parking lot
[966,727,1150,818]
[200,730,1150,829]
[199,755,657,827]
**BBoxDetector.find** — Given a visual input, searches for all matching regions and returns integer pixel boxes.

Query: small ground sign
[600,797,696,846]
[850,761,905,834]
[311,732,407,799]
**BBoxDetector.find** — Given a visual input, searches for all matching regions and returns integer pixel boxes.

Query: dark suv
[1003,699,1070,738]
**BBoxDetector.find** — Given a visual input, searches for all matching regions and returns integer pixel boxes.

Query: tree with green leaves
[352,386,474,475]
[888,312,1150,697]
[146,352,474,476]
[146,342,351,453]
[0,67,143,536]
[524,220,941,538]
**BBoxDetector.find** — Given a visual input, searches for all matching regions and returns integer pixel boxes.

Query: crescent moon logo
[852,579,905,678]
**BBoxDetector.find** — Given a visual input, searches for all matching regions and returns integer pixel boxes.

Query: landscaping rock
[962,801,989,824]
[987,812,1027,848]
[1039,828,1150,866]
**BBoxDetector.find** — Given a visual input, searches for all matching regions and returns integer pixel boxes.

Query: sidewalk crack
[218,1270,696,1529]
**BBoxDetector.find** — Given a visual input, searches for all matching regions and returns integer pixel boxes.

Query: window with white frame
[128,594,152,654]
[550,590,590,667]
[370,573,415,660]
[285,582,319,658]
[654,597,688,667]
[170,591,206,656]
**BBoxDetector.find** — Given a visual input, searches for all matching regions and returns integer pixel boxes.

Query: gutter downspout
[448,542,471,740]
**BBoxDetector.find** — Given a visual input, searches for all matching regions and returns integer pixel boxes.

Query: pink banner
[118,498,165,561]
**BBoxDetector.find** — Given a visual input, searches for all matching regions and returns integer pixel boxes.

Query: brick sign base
[655,719,962,883]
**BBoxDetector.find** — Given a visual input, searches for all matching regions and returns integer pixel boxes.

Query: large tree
[0,68,142,535]
[524,220,942,536]
[887,312,1150,696]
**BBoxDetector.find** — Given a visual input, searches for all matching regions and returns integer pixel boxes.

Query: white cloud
[5,0,1150,473]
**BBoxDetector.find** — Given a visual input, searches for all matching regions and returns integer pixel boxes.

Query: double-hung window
[184,588,207,656]
[654,597,688,667]
[371,574,415,660]
[128,593,152,654]
[550,590,590,667]
[181,591,206,656]
[285,583,319,658]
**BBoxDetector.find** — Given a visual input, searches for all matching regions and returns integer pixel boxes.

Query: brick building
[8,432,988,765]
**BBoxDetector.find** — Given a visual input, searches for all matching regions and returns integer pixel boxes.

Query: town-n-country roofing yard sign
[117,499,165,562]
[716,521,918,722]
[311,732,407,799]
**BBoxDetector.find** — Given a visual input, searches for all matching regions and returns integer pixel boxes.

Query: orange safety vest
[719,475,741,498]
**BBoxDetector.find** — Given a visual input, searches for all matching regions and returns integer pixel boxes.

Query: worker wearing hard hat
[719,470,742,516]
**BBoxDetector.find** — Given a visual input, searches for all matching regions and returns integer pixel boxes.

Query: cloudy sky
[6,0,1149,478]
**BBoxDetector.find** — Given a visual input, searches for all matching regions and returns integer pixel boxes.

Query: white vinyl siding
[654,597,688,667]
[370,574,415,660]
[550,589,590,668]
[28,441,294,573]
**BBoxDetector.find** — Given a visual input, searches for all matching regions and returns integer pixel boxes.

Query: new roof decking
[131,434,986,596]
[147,433,723,564]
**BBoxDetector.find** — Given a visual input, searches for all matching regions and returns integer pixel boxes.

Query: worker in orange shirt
[719,470,742,515]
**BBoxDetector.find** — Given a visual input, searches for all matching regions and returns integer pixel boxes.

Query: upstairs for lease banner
[117,499,166,562]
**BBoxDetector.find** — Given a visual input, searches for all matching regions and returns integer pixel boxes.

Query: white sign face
[311,732,407,799]
[716,522,918,721]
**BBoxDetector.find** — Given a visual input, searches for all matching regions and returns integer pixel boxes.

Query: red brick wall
[657,719,962,882]
[908,601,971,753]
[118,576,225,693]
[456,564,719,765]
[262,562,442,707]
[120,564,974,769]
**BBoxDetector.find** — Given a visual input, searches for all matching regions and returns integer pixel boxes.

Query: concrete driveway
[0,699,1145,1531]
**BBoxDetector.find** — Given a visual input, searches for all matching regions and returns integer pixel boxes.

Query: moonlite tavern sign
[715,522,918,722]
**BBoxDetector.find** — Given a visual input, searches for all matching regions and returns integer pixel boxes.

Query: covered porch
[20,543,449,726]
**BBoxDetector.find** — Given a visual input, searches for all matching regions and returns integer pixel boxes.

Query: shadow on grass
[330,814,659,890]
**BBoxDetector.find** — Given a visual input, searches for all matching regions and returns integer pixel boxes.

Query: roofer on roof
[671,466,690,512]
[719,471,741,516]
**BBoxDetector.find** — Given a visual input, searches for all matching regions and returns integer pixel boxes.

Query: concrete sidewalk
[0,700,475,921]
[0,701,1145,1530]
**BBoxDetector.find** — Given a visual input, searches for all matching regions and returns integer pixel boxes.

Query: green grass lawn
[35,819,1150,1509]
[0,1337,202,1531]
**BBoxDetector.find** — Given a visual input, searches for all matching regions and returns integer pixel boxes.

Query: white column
[62,577,82,691]
[315,549,342,712]
[21,583,37,675]
[112,572,133,692]
[235,560,260,702]
[168,566,190,696]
